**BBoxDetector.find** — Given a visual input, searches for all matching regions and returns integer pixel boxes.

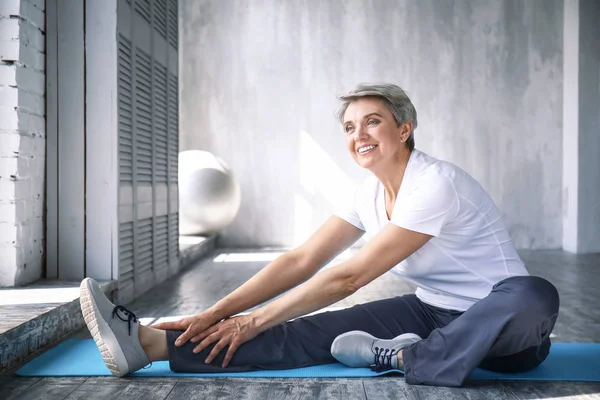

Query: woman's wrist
[206,303,227,323]
[249,307,276,332]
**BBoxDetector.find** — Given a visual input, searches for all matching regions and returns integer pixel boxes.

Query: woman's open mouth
[357,145,378,155]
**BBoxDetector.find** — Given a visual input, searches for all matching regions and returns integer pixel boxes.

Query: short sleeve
[390,173,458,237]
[334,186,366,231]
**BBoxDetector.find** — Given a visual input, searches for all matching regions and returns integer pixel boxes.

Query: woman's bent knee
[495,276,560,317]
[522,276,559,316]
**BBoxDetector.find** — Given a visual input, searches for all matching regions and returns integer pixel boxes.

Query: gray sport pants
[166,275,560,387]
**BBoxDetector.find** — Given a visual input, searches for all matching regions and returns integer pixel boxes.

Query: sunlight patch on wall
[296,130,356,245]
[299,130,355,207]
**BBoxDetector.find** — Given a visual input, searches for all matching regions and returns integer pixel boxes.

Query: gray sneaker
[79,278,150,377]
[331,331,422,372]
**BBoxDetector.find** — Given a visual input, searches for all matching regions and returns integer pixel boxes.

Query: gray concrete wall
[562,0,600,254]
[577,0,600,252]
[180,0,563,249]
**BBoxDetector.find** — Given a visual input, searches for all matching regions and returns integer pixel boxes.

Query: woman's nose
[354,125,368,141]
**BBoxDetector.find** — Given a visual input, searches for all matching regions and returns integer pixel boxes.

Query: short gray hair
[335,83,418,151]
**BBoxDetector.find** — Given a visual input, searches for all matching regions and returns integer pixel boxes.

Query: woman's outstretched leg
[165,294,437,373]
[81,276,437,376]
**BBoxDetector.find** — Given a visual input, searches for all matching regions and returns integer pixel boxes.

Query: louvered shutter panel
[155,215,169,276]
[135,49,153,185]
[118,36,133,184]
[118,33,135,298]
[154,64,168,184]
[167,72,179,275]
[135,0,151,23]
[154,0,167,40]
[167,0,178,48]
[118,222,134,290]
[117,0,179,303]
[166,0,179,276]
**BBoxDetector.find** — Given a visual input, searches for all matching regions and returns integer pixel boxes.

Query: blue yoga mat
[15,339,600,381]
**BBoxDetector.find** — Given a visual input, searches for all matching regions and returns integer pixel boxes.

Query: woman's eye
[345,126,354,133]
[367,119,378,125]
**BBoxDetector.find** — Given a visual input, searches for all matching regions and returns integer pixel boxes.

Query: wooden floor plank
[309,379,367,400]
[0,377,42,400]
[502,381,600,400]
[211,379,271,400]
[363,378,412,400]
[262,381,323,400]
[83,376,179,384]
[458,381,520,400]
[165,380,226,400]
[38,378,87,384]
[62,383,129,400]
[403,380,521,400]
[114,382,176,400]
[14,380,83,400]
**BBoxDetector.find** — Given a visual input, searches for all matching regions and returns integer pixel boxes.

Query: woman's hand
[151,311,218,347]
[192,314,261,368]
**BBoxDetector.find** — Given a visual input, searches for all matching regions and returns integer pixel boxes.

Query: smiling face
[343,97,412,171]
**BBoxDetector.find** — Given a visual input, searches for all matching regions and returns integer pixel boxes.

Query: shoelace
[111,305,138,336]
[370,346,398,373]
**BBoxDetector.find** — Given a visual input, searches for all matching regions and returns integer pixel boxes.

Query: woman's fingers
[193,329,221,354]
[175,318,215,346]
[190,327,213,343]
[175,323,200,346]
[222,339,241,368]
[184,316,256,368]
[151,322,172,330]
[204,336,231,364]
[152,318,188,331]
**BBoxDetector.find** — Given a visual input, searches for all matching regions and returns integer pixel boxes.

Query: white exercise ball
[178,150,241,236]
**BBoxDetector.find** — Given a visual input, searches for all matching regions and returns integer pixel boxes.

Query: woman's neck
[372,148,413,201]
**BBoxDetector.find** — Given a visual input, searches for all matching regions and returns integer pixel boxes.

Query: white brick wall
[0,0,45,287]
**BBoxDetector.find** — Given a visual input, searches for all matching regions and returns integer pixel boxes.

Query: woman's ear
[399,121,413,141]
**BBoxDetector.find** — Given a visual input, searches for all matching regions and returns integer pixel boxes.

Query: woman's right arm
[208,216,365,321]
[152,216,364,342]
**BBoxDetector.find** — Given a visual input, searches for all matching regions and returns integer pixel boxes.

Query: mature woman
[80,83,559,387]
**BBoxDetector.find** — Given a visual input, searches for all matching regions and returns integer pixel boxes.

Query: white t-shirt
[336,149,529,311]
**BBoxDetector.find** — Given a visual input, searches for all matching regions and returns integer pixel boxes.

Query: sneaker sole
[331,331,422,367]
[79,278,129,377]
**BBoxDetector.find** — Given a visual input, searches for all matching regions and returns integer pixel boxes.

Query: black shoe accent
[112,305,139,336]
[370,346,398,372]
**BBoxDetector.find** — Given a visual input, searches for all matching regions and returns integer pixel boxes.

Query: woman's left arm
[197,224,432,367]
[254,224,432,330]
